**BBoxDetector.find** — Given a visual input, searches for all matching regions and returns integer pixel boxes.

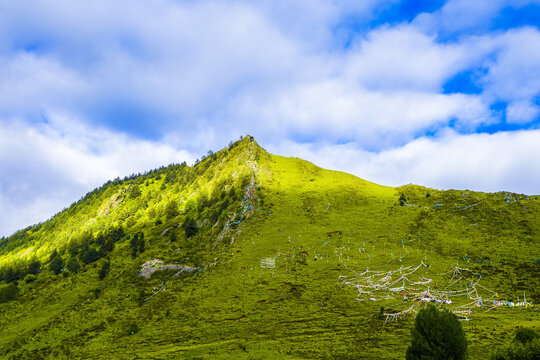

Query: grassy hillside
[0,136,538,359]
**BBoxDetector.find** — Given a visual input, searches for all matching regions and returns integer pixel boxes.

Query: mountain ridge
[0,135,538,359]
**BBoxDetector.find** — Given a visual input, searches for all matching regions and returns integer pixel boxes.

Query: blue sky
[1,0,540,237]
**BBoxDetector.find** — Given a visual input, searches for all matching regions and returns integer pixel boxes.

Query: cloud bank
[1,0,539,236]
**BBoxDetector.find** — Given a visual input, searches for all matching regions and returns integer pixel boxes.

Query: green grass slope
[0,136,538,359]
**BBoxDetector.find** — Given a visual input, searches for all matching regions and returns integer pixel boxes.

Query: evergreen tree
[98,260,110,280]
[130,232,145,258]
[80,248,99,264]
[169,229,177,242]
[129,185,142,199]
[399,193,408,206]
[165,171,175,183]
[68,240,81,257]
[95,232,105,246]
[490,327,540,360]
[138,235,145,254]
[4,267,18,283]
[406,305,467,360]
[103,237,115,253]
[49,249,59,261]
[0,283,18,303]
[514,327,539,345]
[165,200,179,218]
[103,226,124,253]
[183,217,198,238]
[23,273,36,283]
[49,257,64,275]
[27,258,41,275]
[66,258,80,273]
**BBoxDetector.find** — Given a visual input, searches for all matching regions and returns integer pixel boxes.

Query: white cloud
[364,130,540,193]
[482,28,540,103]
[414,0,540,34]
[415,0,506,34]
[506,101,540,124]
[233,81,491,149]
[271,130,540,195]
[0,0,539,236]
[242,0,399,50]
[0,53,88,118]
[405,19,540,124]
[343,26,471,91]
[2,0,533,144]
[0,115,194,237]
[0,1,303,115]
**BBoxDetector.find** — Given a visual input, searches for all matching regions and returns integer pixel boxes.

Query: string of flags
[340,262,532,321]
[216,177,259,242]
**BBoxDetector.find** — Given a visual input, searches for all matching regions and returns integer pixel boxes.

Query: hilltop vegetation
[0,137,261,283]
[0,136,538,359]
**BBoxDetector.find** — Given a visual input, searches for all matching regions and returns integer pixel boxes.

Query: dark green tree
[130,235,138,258]
[105,226,125,243]
[165,171,175,183]
[399,193,408,206]
[79,231,94,245]
[103,237,115,253]
[95,232,106,246]
[98,244,108,258]
[129,185,142,199]
[228,187,237,201]
[514,327,539,345]
[80,248,100,265]
[378,306,385,320]
[23,273,36,283]
[68,240,81,257]
[165,200,179,219]
[27,258,41,275]
[49,257,64,275]
[138,234,145,254]
[66,258,80,273]
[98,260,110,280]
[126,322,140,335]
[490,327,540,360]
[4,266,18,283]
[0,283,18,303]
[49,249,59,260]
[406,305,467,360]
[130,232,145,258]
[183,217,198,238]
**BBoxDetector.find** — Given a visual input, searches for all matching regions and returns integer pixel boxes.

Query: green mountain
[0,136,538,359]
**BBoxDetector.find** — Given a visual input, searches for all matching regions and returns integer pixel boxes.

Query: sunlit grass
[0,136,538,359]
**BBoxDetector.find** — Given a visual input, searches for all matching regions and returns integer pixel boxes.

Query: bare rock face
[138,258,197,278]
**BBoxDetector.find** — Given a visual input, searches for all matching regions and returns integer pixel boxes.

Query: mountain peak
[0,136,538,359]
